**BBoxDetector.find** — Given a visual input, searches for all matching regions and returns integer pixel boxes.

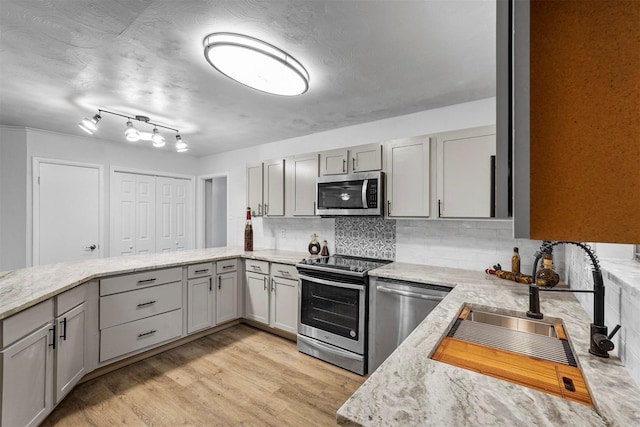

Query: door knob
[86,244,97,251]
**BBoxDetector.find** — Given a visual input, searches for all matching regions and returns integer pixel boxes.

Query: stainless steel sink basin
[465,309,557,338]
[447,306,576,366]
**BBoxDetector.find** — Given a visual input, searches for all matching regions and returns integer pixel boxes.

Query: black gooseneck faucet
[526,241,621,358]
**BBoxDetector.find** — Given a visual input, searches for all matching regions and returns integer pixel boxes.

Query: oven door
[298,272,366,354]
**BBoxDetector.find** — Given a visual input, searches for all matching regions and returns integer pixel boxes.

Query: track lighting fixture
[78,114,101,135]
[78,109,187,152]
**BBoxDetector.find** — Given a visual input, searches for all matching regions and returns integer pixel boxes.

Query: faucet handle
[608,324,621,340]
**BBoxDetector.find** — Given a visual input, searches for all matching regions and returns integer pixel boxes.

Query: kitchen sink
[431,305,593,406]
[464,309,558,338]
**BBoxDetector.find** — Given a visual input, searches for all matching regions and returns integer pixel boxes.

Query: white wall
[0,127,28,270]
[0,126,200,269]
[198,97,497,248]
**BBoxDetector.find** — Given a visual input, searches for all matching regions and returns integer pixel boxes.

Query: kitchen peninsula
[1,250,639,426]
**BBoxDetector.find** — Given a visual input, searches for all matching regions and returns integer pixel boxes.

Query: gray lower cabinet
[98,267,184,363]
[54,302,86,404]
[216,271,237,324]
[187,275,214,333]
[1,322,54,427]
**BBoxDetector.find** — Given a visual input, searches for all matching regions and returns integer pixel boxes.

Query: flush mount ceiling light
[203,32,309,96]
[78,109,187,152]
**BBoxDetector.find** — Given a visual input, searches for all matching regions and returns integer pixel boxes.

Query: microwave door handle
[362,179,368,208]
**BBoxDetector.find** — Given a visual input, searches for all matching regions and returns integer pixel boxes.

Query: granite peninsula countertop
[0,247,308,320]
[337,262,640,426]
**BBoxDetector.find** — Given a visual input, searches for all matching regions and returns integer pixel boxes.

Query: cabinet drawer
[1,299,53,348]
[100,267,182,296]
[271,263,298,280]
[100,281,182,329]
[245,259,269,275]
[56,283,88,315]
[187,262,213,278]
[100,309,183,362]
[216,259,238,274]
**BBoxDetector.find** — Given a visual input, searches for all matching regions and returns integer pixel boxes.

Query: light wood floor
[42,324,365,426]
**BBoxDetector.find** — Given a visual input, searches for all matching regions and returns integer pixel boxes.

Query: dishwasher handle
[377,284,446,302]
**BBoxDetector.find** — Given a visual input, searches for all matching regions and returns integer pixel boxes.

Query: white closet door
[135,175,156,254]
[110,173,156,256]
[156,177,190,252]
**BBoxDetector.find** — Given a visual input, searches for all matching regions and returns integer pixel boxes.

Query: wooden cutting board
[432,336,593,407]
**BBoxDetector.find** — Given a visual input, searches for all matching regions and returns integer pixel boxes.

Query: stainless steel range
[296,254,392,375]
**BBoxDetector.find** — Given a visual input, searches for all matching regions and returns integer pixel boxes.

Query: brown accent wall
[530,0,640,243]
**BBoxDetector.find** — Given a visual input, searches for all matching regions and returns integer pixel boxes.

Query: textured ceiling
[0,0,496,157]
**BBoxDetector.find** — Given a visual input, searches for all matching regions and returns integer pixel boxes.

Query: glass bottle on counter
[308,233,321,255]
[512,247,521,274]
[536,253,559,287]
[244,207,253,252]
[320,240,330,257]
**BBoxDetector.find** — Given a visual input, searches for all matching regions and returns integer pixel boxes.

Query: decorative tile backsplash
[335,217,396,260]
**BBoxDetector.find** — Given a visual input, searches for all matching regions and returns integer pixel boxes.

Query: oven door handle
[377,285,446,302]
[298,274,364,290]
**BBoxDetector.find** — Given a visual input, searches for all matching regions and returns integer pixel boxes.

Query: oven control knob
[300,259,307,264]
[350,330,356,338]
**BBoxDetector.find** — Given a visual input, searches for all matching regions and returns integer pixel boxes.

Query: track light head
[78,114,101,134]
[175,134,188,152]
[152,128,165,147]
[124,121,140,142]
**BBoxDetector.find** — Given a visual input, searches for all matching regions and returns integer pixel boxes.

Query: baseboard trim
[82,318,296,383]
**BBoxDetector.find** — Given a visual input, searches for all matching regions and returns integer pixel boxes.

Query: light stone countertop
[0,247,308,320]
[337,262,640,426]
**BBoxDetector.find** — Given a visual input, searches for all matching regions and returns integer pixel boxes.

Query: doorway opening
[204,176,227,247]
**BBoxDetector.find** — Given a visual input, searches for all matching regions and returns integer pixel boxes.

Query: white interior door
[156,176,190,252]
[34,160,102,266]
[110,172,156,256]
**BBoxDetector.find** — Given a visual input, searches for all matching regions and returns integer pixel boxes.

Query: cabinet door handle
[136,300,157,308]
[209,277,212,291]
[222,265,234,270]
[271,278,275,292]
[263,276,267,290]
[49,324,56,349]
[342,159,346,173]
[387,200,391,216]
[218,276,222,290]
[137,278,156,285]
[60,318,67,341]
[194,269,209,274]
[258,203,262,216]
[352,157,356,170]
[137,330,157,338]
[438,199,442,218]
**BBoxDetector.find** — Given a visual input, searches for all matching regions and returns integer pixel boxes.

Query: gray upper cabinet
[263,158,285,216]
[385,136,431,217]
[351,143,383,173]
[246,163,264,217]
[319,143,383,176]
[286,153,319,216]
[319,148,349,175]
[436,126,496,218]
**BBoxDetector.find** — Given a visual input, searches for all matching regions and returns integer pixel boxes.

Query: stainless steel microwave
[316,171,384,216]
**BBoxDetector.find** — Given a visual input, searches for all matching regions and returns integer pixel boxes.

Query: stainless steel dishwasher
[369,276,451,372]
